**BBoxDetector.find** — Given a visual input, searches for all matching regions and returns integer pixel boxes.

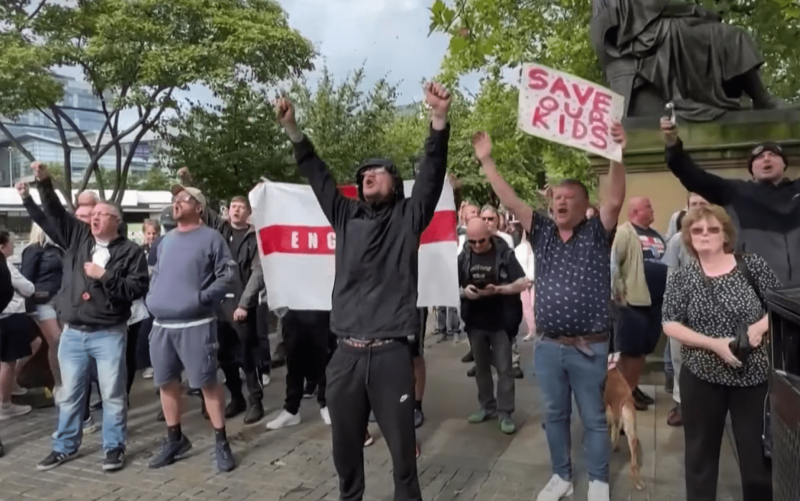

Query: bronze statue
[591,0,788,121]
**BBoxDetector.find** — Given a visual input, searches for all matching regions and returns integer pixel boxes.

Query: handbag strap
[734,254,766,311]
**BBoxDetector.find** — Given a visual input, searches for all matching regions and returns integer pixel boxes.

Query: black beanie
[748,142,788,174]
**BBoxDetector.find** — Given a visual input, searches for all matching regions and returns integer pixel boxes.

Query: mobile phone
[664,102,676,129]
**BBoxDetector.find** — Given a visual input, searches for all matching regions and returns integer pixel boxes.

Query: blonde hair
[680,205,737,258]
[29,223,54,246]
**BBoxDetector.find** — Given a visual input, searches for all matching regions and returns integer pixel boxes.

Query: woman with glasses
[662,205,779,501]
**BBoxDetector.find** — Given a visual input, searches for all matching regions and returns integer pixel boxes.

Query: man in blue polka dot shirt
[471,124,627,501]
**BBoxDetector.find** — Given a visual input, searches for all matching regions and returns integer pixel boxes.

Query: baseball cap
[171,184,207,208]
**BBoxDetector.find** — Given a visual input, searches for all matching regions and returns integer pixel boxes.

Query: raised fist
[15,182,30,199]
[274,98,296,128]
[177,166,191,183]
[424,82,451,118]
[31,161,49,181]
[660,116,678,146]
[472,131,493,161]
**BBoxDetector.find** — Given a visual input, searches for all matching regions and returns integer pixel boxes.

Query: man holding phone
[458,217,527,435]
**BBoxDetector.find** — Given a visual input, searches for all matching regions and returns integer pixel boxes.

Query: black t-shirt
[633,224,668,304]
[230,226,249,253]
[465,245,525,331]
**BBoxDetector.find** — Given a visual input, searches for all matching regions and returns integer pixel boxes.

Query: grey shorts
[36,302,58,321]
[149,319,219,389]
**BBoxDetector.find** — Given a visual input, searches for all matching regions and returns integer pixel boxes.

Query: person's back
[146,226,232,323]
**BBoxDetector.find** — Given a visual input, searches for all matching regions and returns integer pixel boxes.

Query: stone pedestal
[592,109,800,233]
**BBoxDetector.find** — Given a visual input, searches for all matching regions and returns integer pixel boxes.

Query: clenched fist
[15,182,30,199]
[31,161,49,181]
[274,98,296,128]
[660,116,679,146]
[84,262,106,280]
[609,121,627,152]
[177,167,191,184]
[424,82,451,119]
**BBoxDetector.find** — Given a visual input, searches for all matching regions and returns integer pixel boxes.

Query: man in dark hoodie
[275,82,451,501]
[661,117,800,286]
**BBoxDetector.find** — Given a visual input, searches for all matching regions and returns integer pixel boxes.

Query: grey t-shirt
[146,226,235,323]
[662,232,693,270]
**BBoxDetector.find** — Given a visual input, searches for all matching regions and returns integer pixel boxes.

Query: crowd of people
[0,81,797,501]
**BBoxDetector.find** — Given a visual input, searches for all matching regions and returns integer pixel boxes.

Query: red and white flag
[249,180,460,311]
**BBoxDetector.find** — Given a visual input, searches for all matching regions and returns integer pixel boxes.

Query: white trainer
[536,474,574,501]
[587,480,610,501]
[266,409,301,430]
[0,402,33,421]
[320,407,331,425]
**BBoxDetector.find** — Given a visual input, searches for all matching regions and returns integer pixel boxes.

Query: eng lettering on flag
[249,180,460,311]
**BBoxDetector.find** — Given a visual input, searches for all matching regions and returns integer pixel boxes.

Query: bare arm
[599,122,627,232]
[499,277,527,295]
[473,132,534,233]
[663,321,717,350]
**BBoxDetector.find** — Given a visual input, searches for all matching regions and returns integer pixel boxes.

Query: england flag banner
[249,180,460,311]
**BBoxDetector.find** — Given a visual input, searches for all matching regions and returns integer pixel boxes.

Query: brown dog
[604,354,645,490]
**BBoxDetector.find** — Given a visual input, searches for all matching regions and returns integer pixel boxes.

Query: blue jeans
[534,337,609,482]
[664,338,674,377]
[54,326,127,454]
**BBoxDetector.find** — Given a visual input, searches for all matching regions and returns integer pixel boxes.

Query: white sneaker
[266,410,301,430]
[320,407,331,425]
[261,374,271,387]
[536,474,574,501]
[142,368,154,379]
[587,480,609,501]
[11,385,28,396]
[0,402,33,420]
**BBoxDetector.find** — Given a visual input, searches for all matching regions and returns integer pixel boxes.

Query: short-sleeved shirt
[632,224,668,303]
[661,254,781,386]
[531,212,613,336]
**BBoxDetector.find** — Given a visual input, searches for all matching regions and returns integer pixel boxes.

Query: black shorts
[411,308,427,358]
[614,304,663,356]
[0,313,34,363]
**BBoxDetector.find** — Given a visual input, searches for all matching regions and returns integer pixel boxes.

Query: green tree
[0,0,313,207]
[163,81,293,206]
[135,167,173,192]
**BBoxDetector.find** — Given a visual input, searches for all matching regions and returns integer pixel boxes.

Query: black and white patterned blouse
[661,254,781,386]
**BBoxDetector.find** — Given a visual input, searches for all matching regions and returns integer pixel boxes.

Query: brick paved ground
[0,333,743,501]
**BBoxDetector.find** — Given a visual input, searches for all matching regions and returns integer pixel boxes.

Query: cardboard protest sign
[518,62,625,162]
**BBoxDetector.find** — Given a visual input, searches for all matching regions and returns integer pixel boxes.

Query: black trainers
[224,397,246,419]
[148,435,192,469]
[37,450,78,471]
[214,441,236,473]
[461,351,474,363]
[243,402,264,425]
[103,448,125,472]
[0,436,4,458]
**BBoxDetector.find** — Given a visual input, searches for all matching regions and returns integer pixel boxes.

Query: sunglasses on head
[690,226,722,236]
[468,238,487,245]
[752,144,781,156]
[482,216,495,222]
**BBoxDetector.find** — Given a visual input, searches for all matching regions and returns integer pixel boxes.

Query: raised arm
[599,122,627,232]
[17,183,68,249]
[27,162,84,248]
[661,118,734,206]
[472,132,534,233]
[408,83,452,234]
[274,97,354,229]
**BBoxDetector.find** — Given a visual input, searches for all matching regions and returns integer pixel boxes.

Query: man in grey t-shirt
[145,185,236,473]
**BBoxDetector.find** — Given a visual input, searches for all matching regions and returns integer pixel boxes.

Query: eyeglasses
[91,212,117,219]
[172,195,194,204]
[468,238,487,245]
[690,226,722,236]
[362,167,388,176]
[482,216,496,222]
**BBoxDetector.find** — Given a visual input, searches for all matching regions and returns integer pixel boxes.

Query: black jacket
[25,178,149,330]
[666,141,800,286]
[457,235,524,336]
[20,243,64,298]
[203,210,263,312]
[293,124,450,339]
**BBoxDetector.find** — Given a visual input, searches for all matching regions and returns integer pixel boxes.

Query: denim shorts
[36,302,58,321]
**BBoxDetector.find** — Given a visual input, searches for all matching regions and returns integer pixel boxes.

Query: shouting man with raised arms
[275,82,451,501]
